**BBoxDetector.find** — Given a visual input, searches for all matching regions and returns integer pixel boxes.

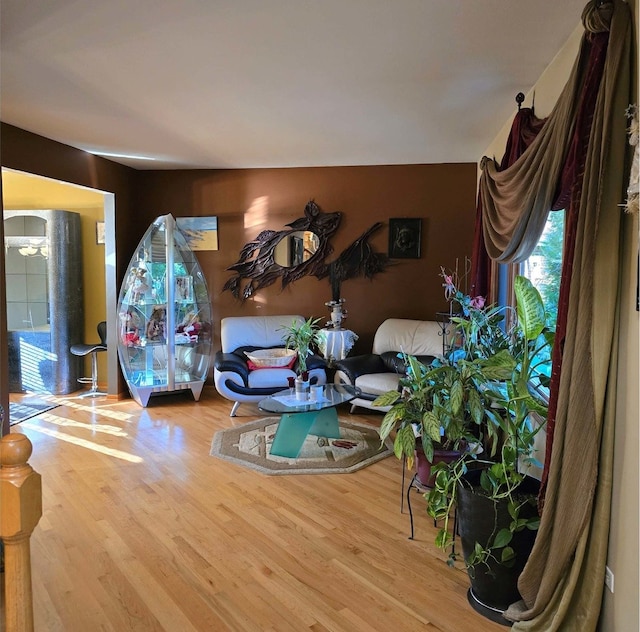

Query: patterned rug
[9,400,59,426]
[211,416,393,475]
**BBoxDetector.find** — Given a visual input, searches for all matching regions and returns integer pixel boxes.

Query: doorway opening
[2,168,114,408]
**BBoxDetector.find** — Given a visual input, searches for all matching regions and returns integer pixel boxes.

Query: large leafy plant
[375,353,497,469]
[426,275,554,570]
[374,268,514,469]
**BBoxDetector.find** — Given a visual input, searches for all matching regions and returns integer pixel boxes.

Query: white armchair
[333,318,444,413]
[213,314,328,416]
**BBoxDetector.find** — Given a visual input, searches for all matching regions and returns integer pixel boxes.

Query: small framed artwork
[96,221,106,245]
[389,218,422,259]
[176,216,219,251]
[175,276,194,302]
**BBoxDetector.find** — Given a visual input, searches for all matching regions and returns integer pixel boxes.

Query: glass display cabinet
[116,214,212,407]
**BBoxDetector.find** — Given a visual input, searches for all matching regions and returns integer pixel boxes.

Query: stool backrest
[97,321,107,345]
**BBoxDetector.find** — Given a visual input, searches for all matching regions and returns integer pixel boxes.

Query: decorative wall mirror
[224,200,390,301]
[273,230,320,267]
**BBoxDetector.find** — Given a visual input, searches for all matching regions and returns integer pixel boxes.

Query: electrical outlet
[605,566,615,593]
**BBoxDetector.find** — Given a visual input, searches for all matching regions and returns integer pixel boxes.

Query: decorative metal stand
[325,298,346,329]
[435,310,454,357]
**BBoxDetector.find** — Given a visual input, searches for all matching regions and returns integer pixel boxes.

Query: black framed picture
[389,218,422,259]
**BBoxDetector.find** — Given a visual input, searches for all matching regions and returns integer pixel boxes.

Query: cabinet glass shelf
[116,214,212,407]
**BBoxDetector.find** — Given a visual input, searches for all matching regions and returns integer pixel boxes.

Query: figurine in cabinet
[121,308,142,346]
[146,306,166,342]
[176,310,202,343]
[131,268,151,303]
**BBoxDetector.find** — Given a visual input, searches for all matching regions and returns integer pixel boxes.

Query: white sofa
[333,318,444,413]
[213,314,327,416]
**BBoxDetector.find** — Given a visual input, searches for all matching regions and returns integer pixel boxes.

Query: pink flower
[470,296,486,309]
[442,273,456,299]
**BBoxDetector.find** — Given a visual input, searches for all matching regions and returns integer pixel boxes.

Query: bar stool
[70,321,107,397]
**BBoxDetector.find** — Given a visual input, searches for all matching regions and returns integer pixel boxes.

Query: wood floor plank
[2,387,506,631]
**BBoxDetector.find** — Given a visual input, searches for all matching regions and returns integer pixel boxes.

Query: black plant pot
[456,469,540,625]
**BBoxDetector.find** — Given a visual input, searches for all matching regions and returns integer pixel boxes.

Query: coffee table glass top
[258,384,359,414]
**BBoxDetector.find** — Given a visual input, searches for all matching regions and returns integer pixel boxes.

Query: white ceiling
[1,0,586,170]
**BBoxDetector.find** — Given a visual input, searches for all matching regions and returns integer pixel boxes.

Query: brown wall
[134,164,477,354]
[1,124,477,402]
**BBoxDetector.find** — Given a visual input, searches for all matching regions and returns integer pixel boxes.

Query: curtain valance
[477,1,620,264]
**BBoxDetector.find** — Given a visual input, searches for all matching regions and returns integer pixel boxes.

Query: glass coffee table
[258,384,360,458]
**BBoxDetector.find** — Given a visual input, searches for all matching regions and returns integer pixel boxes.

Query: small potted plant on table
[280,316,322,398]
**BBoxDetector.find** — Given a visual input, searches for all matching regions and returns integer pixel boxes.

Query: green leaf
[515,276,546,341]
[501,546,516,565]
[522,395,549,417]
[450,379,463,415]
[493,528,513,549]
[479,469,491,492]
[526,516,541,530]
[378,413,397,441]
[472,541,485,561]
[393,434,405,461]
[373,390,402,407]
[397,425,417,461]
[422,411,441,443]
[422,438,435,463]
[480,349,516,380]
[433,468,450,492]
[507,501,518,520]
[468,388,484,425]
[407,355,426,383]
[435,529,452,550]
[490,462,504,480]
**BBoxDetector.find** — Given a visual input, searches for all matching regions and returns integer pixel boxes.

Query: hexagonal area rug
[210,416,393,475]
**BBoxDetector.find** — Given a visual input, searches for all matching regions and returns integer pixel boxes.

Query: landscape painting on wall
[176,216,219,251]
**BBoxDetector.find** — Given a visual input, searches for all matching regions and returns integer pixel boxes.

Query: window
[520,211,565,330]
[519,210,565,395]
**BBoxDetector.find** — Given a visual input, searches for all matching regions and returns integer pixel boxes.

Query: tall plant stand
[401,460,457,553]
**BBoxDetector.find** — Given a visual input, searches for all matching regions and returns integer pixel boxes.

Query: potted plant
[375,268,553,622]
[280,316,322,396]
[374,353,477,487]
[374,268,513,486]
[424,274,553,622]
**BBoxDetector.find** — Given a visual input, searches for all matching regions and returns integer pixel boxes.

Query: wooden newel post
[1,434,42,632]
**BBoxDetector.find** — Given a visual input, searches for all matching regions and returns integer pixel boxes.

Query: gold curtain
[477,1,633,629]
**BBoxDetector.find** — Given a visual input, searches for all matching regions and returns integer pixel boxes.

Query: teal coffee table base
[258,384,359,459]
[270,407,341,458]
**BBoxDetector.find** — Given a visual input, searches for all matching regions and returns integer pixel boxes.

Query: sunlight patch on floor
[35,412,129,437]
[21,423,143,463]
[54,398,135,422]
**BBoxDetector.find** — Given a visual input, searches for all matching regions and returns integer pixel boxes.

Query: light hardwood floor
[2,387,504,632]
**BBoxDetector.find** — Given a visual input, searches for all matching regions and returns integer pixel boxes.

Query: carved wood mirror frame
[223,200,391,301]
